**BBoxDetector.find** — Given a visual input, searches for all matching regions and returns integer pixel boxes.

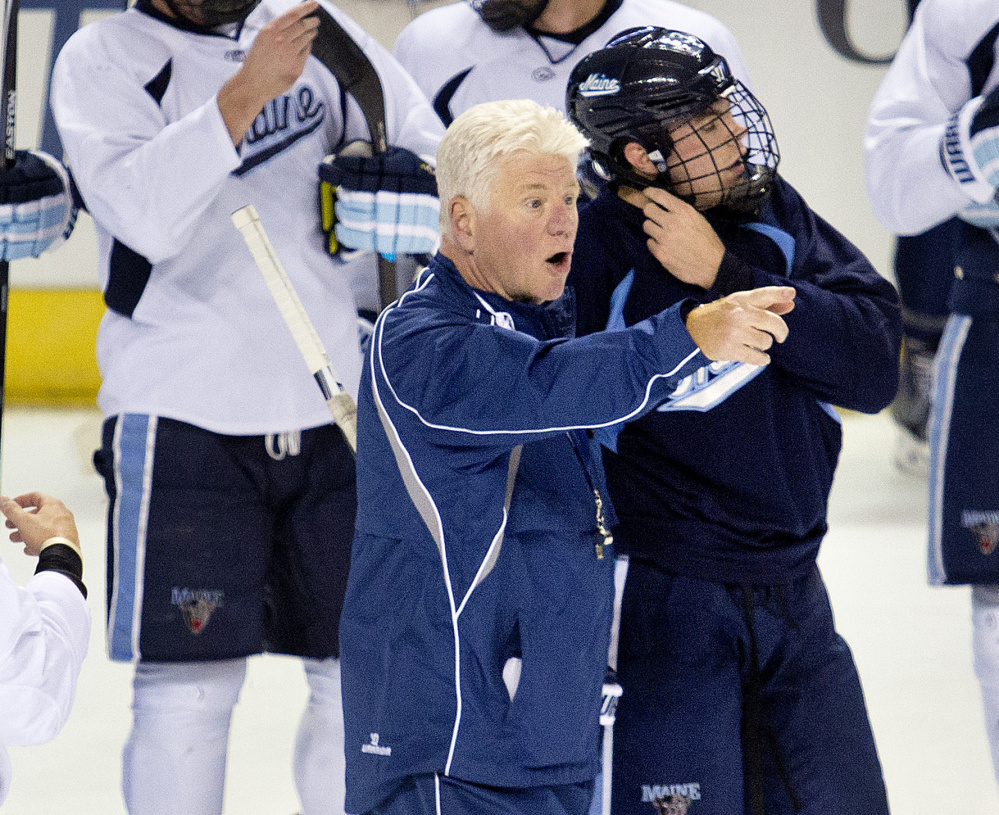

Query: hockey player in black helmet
[568,26,778,218]
[567,27,899,815]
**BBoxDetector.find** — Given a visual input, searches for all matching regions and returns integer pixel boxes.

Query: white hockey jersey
[0,567,90,806]
[393,0,752,124]
[865,0,999,235]
[51,0,443,434]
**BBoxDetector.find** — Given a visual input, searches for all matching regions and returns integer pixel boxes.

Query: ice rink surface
[0,406,996,814]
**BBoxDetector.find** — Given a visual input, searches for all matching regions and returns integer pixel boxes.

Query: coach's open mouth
[547,251,571,272]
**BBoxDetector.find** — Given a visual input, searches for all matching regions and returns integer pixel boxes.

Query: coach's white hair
[436,99,589,233]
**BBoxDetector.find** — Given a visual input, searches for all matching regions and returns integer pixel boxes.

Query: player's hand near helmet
[319,142,439,259]
[942,82,999,203]
[217,0,320,146]
[640,187,724,288]
[685,285,795,366]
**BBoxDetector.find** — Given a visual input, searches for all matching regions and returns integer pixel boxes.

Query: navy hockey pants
[612,560,890,815]
[367,774,593,815]
[94,414,356,662]
[929,314,999,584]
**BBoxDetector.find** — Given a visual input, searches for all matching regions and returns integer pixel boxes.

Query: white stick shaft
[231,204,357,452]
[602,721,613,815]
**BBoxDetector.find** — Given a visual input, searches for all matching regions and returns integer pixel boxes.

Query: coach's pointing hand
[685,285,795,365]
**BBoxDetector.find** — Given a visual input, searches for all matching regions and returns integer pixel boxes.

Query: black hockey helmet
[164,0,262,29]
[467,0,550,32]
[567,26,780,216]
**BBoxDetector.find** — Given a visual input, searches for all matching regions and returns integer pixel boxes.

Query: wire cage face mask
[651,81,780,216]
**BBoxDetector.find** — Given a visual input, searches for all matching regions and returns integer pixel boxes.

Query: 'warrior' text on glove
[942,84,999,203]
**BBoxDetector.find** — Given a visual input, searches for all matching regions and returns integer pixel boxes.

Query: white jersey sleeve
[0,566,90,805]
[865,0,999,234]
[51,19,241,265]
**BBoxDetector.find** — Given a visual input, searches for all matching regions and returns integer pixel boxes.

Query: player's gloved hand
[319,142,439,259]
[960,198,999,229]
[0,150,78,259]
[942,84,999,203]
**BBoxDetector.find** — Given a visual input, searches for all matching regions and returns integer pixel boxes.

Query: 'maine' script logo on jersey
[233,84,325,176]
[657,360,763,413]
[245,85,324,147]
[577,73,620,97]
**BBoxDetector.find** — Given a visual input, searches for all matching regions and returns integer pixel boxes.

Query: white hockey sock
[294,657,347,815]
[122,658,247,815]
[972,586,999,786]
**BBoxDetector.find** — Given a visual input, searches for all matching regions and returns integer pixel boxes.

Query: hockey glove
[0,150,78,260]
[942,84,999,203]
[319,142,439,259]
[959,198,999,229]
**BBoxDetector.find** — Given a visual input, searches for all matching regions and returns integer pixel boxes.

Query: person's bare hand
[641,187,725,289]
[0,492,80,557]
[218,0,320,144]
[685,286,795,365]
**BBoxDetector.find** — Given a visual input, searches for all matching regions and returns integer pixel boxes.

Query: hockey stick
[0,0,17,477]
[231,204,357,453]
[598,555,629,815]
[599,673,623,815]
[309,6,400,311]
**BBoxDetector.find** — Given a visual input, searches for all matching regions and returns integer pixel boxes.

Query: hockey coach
[338,98,796,815]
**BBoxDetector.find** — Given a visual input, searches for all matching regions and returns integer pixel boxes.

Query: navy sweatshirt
[569,177,901,584]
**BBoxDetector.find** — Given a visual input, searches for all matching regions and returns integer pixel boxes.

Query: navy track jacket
[340,253,712,813]
[570,178,902,586]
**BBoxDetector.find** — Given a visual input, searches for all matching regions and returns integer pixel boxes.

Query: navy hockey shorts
[93,413,356,662]
[366,774,592,815]
[929,314,999,584]
[893,217,959,333]
[611,560,889,815]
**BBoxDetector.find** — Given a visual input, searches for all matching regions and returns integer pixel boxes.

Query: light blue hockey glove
[942,84,999,203]
[319,142,440,259]
[960,198,999,229]
[0,150,78,259]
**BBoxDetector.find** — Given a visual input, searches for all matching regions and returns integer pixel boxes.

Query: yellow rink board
[6,289,103,406]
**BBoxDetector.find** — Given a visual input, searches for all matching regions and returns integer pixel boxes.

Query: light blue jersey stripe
[108,414,157,662]
[928,315,971,585]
